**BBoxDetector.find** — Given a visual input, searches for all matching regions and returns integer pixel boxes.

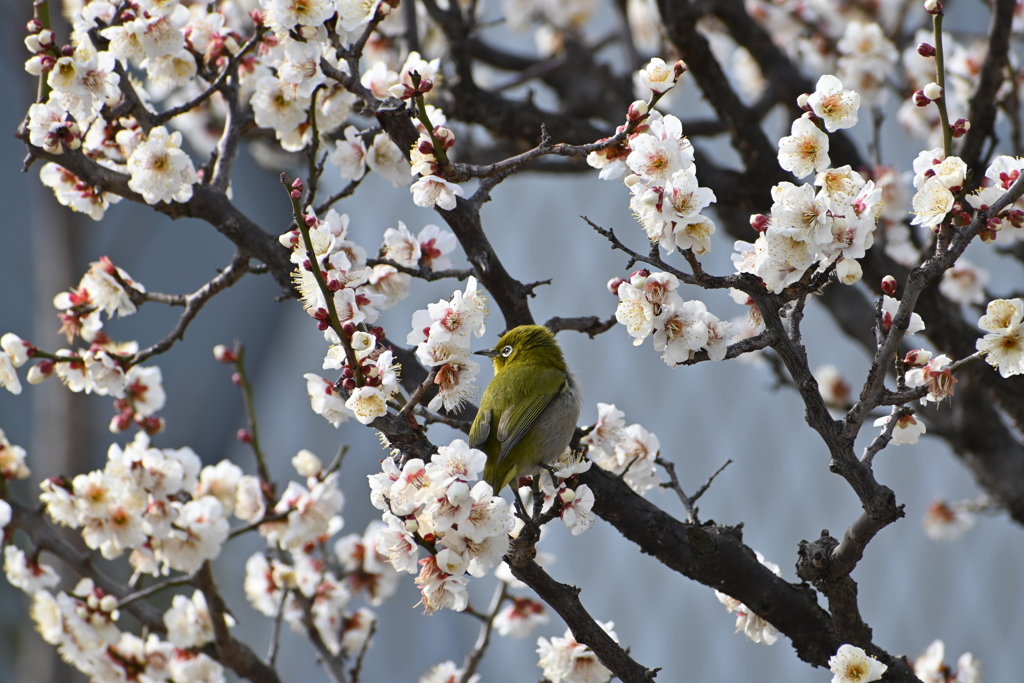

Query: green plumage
[470,325,582,493]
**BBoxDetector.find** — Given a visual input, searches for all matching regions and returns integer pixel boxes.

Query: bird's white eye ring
[501,345,513,357]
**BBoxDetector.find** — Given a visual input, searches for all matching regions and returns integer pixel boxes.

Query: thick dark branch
[507,557,658,683]
[17,141,294,292]
[959,0,1016,174]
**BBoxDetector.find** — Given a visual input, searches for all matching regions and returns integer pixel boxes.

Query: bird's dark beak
[474,348,500,358]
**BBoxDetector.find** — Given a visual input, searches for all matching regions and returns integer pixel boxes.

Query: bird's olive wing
[495,367,566,465]
[469,405,491,449]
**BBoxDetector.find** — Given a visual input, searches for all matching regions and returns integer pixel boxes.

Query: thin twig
[399,368,439,416]
[119,573,195,607]
[131,252,251,365]
[460,581,509,682]
[265,588,290,666]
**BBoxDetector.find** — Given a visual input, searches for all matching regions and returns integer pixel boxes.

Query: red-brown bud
[881,275,897,296]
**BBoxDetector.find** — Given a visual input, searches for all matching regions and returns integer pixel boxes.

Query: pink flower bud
[289,188,301,198]
[60,44,75,57]
[951,118,970,138]
[750,214,770,232]
[630,268,650,280]
[627,100,648,122]
[673,60,687,79]
[371,326,385,341]
[796,93,810,110]
[342,377,356,391]
[304,214,317,226]
[924,0,942,14]
[26,19,43,33]
[213,344,237,363]
[917,42,936,57]
[237,429,252,443]
[231,372,242,386]
[249,9,264,26]
[418,78,433,94]
[38,30,54,47]
[291,177,303,191]
[881,275,897,296]
[913,90,931,107]
[343,322,356,336]
[607,277,626,294]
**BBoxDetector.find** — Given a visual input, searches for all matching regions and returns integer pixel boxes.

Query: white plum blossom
[922,499,976,541]
[126,126,197,205]
[874,413,926,445]
[638,57,678,93]
[976,298,1024,377]
[829,644,887,683]
[411,175,464,211]
[305,373,352,426]
[537,622,617,683]
[4,545,61,593]
[714,551,780,645]
[366,133,411,187]
[777,115,830,178]
[494,596,549,638]
[806,75,860,132]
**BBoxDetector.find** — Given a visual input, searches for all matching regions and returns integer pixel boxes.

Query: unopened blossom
[778,115,830,178]
[874,413,926,445]
[807,75,860,132]
[126,126,197,205]
[829,644,886,683]
[922,499,976,541]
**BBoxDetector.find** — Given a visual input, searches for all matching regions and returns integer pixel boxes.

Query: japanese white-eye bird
[470,325,582,495]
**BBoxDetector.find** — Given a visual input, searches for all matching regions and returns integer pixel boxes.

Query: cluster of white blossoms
[242,451,386,659]
[913,639,980,683]
[613,270,735,366]
[2,431,383,680]
[368,221,458,308]
[588,60,719,258]
[407,277,488,412]
[828,643,887,683]
[731,76,885,291]
[714,551,781,646]
[368,440,515,613]
[581,403,661,495]
[536,621,617,683]
[278,207,404,425]
[1,258,167,433]
[975,298,1024,378]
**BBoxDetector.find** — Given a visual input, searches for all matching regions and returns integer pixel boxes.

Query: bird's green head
[475,324,568,374]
